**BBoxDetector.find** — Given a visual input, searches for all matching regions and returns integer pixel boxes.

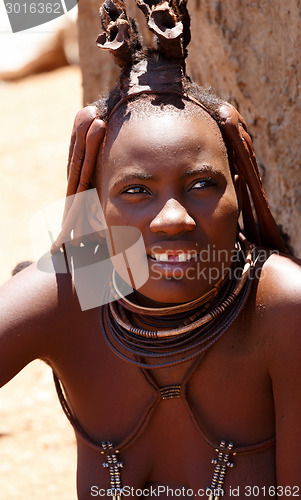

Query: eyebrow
[180,166,224,179]
[111,165,224,189]
[112,172,158,189]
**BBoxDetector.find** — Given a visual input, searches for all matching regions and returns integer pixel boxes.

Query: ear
[233,174,242,215]
[86,191,107,243]
[65,189,107,247]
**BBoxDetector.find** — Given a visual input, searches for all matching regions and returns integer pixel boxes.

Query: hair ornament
[96,0,190,97]
[96,0,142,68]
[136,0,191,62]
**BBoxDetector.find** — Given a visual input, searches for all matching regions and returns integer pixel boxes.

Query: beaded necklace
[54,237,265,500]
[100,236,255,369]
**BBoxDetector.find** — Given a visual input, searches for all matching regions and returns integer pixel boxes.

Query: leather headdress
[53,0,288,255]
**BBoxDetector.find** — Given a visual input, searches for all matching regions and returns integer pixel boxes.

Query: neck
[113,269,230,318]
[131,290,184,309]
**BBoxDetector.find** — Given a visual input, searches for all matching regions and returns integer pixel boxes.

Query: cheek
[219,190,239,221]
[102,201,121,225]
[102,200,139,229]
[207,190,239,243]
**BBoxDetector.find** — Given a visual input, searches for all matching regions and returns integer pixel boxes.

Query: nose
[149,198,196,235]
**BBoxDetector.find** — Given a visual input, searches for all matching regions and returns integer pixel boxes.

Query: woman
[1,1,300,498]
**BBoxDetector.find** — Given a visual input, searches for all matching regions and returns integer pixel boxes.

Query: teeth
[152,252,194,262]
[154,253,169,261]
[178,253,186,262]
[178,253,194,262]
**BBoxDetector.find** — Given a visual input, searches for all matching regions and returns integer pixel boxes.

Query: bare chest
[51,306,276,498]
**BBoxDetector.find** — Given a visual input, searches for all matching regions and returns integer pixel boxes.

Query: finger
[67,106,98,196]
[67,106,98,179]
[77,118,106,193]
[67,130,76,179]
[57,117,106,250]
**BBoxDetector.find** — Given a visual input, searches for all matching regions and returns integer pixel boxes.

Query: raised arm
[0,105,105,388]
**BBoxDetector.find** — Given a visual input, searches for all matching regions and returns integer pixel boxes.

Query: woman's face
[98,109,239,305]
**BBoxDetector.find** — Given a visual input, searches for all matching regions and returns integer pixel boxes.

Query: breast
[75,420,276,500]
[52,304,276,499]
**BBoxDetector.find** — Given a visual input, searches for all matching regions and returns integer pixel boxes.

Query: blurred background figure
[0,4,78,81]
[0,19,78,81]
[0,4,80,286]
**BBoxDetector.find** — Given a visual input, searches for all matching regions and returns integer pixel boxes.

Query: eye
[122,185,151,195]
[189,177,217,190]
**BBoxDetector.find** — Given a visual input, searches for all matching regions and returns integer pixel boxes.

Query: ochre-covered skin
[99,112,238,304]
[0,1,299,496]
[0,108,300,499]
[1,250,300,498]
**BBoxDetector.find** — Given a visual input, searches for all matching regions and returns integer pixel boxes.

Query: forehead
[105,104,225,154]
[97,103,230,190]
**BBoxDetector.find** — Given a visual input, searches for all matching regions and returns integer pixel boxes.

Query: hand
[52,106,106,253]
[66,105,106,196]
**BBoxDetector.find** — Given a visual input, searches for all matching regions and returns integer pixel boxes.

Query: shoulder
[256,250,301,309]
[0,256,80,368]
[0,256,78,318]
[0,255,88,386]
[253,250,301,368]
[255,250,301,316]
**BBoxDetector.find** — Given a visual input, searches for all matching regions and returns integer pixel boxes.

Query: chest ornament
[208,441,235,500]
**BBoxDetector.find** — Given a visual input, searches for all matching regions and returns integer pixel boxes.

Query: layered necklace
[100,235,255,369]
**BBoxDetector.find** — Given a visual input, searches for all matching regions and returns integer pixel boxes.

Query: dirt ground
[0,66,83,499]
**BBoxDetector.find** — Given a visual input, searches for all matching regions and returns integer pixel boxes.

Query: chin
[135,277,208,306]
